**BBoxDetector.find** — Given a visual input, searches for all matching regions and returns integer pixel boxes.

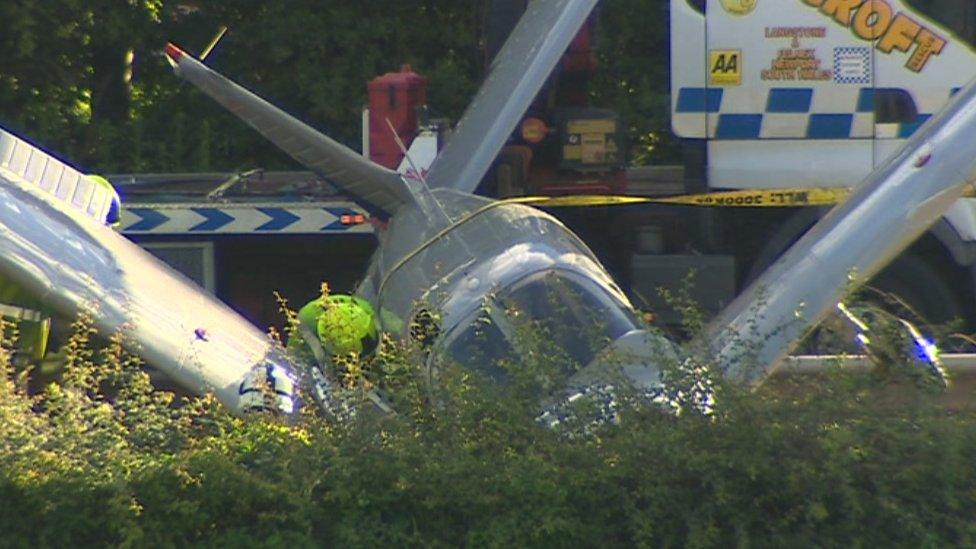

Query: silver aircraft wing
[705,74,976,384]
[0,127,296,414]
[164,43,414,216]
[424,0,598,193]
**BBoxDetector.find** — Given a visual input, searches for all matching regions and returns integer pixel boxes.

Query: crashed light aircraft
[0,0,974,417]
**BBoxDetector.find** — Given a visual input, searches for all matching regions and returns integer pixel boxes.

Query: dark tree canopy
[0,0,672,174]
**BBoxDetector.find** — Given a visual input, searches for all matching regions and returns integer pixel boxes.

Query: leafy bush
[1,312,975,547]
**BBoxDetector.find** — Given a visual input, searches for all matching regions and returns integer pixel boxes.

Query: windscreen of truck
[906,1,976,48]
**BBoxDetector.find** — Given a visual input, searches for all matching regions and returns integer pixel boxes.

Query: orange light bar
[340,214,367,225]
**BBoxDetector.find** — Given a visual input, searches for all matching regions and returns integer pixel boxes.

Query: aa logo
[709,50,741,86]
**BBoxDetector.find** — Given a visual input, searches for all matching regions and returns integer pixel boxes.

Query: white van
[666,0,976,325]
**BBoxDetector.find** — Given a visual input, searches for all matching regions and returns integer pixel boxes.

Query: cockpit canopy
[440,268,640,384]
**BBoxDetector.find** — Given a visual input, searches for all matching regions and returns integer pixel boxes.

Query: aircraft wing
[0,127,295,413]
[164,44,414,217]
[425,0,598,193]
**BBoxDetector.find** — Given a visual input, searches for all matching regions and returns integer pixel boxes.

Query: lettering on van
[688,191,813,207]
[765,26,827,46]
[762,48,832,81]
[801,0,947,72]
[761,35,832,82]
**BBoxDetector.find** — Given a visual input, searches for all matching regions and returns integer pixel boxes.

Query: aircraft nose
[537,329,675,429]
[567,329,675,392]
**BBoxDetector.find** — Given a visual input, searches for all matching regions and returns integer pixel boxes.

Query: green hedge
[1,316,975,547]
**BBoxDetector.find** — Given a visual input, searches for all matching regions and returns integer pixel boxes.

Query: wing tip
[164,42,187,65]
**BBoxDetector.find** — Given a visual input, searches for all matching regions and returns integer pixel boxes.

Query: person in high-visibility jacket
[289,294,379,360]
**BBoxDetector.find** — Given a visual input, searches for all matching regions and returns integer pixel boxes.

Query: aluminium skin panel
[0,128,295,413]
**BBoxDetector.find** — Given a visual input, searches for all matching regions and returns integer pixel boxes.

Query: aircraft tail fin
[0,128,116,224]
[164,43,415,216]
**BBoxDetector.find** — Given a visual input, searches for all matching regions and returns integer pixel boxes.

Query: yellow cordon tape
[507,195,651,207]
[652,187,852,207]
[511,187,853,208]
[509,184,976,209]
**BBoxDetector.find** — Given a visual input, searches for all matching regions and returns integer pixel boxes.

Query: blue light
[913,336,940,366]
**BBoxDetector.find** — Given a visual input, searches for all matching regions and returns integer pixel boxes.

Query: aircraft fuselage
[360,189,669,387]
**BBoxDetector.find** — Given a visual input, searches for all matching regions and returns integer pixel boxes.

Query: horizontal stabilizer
[425,0,598,193]
[164,43,414,216]
[0,129,115,224]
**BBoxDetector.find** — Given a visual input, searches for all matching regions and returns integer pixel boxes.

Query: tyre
[798,254,964,355]
[868,253,963,328]
[745,218,969,353]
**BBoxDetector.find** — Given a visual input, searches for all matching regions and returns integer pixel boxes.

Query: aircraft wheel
[870,253,963,328]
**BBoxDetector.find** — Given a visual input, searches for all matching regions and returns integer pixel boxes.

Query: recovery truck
[659,0,976,328]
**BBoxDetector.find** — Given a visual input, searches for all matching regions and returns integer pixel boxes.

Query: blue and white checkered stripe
[673,86,955,140]
[121,202,374,235]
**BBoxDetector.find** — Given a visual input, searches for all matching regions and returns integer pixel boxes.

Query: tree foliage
[592,0,680,164]
[0,0,483,173]
[0,0,674,173]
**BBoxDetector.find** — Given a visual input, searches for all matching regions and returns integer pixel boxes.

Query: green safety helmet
[87,174,122,227]
[316,295,378,356]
